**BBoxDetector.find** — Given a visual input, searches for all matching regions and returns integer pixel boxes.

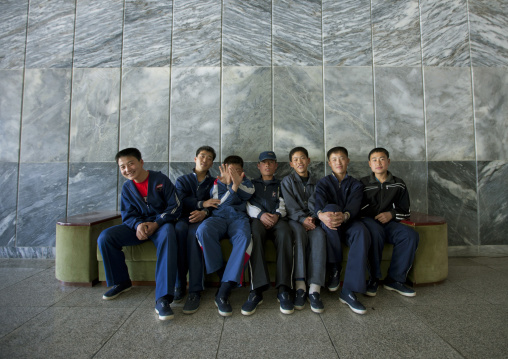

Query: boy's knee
[323,204,341,213]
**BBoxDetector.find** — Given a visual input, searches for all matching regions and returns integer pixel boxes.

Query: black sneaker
[183,292,200,314]
[155,295,174,320]
[384,281,416,297]
[328,269,340,292]
[308,292,324,314]
[339,288,366,315]
[174,287,186,303]
[277,292,294,315]
[294,289,306,310]
[365,279,379,297]
[215,296,232,317]
[241,291,263,316]
[102,281,132,300]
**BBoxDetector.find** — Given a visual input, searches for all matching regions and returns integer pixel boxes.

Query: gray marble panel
[122,0,172,67]
[473,67,508,161]
[273,0,322,66]
[170,67,220,162]
[222,67,272,162]
[119,68,169,162]
[0,247,55,259]
[17,163,68,247]
[20,69,71,163]
[223,0,271,66]
[478,161,508,246]
[371,0,421,66]
[375,67,425,161]
[322,0,372,66]
[324,67,375,161]
[0,163,18,247]
[0,0,28,69]
[69,68,120,162]
[420,0,470,67]
[25,0,75,69]
[171,0,221,67]
[73,0,123,68]
[425,67,475,161]
[0,70,23,162]
[67,162,118,217]
[469,0,508,67]
[428,161,478,247]
[274,67,324,160]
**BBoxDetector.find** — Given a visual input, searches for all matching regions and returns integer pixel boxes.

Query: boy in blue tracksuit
[174,146,220,314]
[315,146,371,315]
[98,148,181,320]
[360,147,419,297]
[196,155,255,317]
[242,151,294,316]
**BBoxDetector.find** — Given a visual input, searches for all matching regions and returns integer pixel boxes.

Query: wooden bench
[56,211,447,287]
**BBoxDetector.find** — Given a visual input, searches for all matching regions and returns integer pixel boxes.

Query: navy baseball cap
[259,151,277,162]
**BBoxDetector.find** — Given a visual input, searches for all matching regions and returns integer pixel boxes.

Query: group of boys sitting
[97,145,419,320]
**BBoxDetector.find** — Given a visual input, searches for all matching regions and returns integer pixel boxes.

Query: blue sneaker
[183,292,200,314]
[277,292,294,315]
[365,279,379,297]
[384,281,416,297]
[102,281,132,300]
[339,289,366,315]
[155,295,174,320]
[294,289,306,310]
[308,292,324,314]
[328,269,340,292]
[215,296,233,317]
[241,291,263,316]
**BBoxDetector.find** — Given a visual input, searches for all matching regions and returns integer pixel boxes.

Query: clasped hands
[318,211,345,230]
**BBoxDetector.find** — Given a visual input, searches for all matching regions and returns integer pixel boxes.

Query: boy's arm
[175,176,198,213]
[281,177,309,224]
[276,196,287,218]
[154,176,182,226]
[313,181,328,214]
[391,179,411,221]
[343,181,364,219]
[120,186,146,231]
[246,199,264,219]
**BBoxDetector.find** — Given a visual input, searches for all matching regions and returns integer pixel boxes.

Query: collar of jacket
[291,170,317,185]
[368,171,394,184]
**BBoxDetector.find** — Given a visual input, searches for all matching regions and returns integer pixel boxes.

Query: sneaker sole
[310,305,324,314]
[339,297,366,315]
[328,284,340,292]
[183,306,200,315]
[364,291,377,297]
[294,303,306,310]
[215,301,232,317]
[102,286,131,300]
[384,284,416,297]
[155,308,174,320]
[277,299,294,315]
[241,299,263,316]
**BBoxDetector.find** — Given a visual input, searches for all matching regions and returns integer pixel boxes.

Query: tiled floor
[0,257,507,358]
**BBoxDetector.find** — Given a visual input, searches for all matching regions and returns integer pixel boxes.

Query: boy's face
[118,156,145,183]
[290,151,310,176]
[328,151,349,177]
[227,163,244,177]
[195,150,214,172]
[257,159,277,177]
[369,152,390,175]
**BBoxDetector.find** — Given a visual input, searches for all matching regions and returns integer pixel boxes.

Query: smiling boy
[242,151,294,315]
[360,148,419,297]
[281,147,327,313]
[314,147,371,315]
[174,146,220,314]
[97,148,181,320]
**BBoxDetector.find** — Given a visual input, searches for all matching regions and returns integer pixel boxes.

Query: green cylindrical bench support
[56,211,122,286]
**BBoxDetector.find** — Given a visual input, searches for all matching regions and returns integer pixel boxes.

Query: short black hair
[196,146,216,160]
[224,155,244,168]
[289,147,309,161]
[115,148,142,163]
[368,147,390,160]
[327,146,349,160]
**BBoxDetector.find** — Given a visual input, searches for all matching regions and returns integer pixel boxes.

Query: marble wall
[0,0,507,258]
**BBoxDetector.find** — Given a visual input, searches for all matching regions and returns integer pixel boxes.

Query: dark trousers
[249,218,293,291]
[175,220,204,293]
[361,217,419,283]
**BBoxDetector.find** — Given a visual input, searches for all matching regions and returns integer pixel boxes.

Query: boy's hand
[375,211,393,224]
[189,210,206,223]
[260,213,278,229]
[303,217,316,231]
[229,165,244,192]
[318,212,343,230]
[203,198,221,208]
[217,164,231,184]
[136,222,159,240]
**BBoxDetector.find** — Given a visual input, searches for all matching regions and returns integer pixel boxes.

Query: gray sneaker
[183,292,200,314]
